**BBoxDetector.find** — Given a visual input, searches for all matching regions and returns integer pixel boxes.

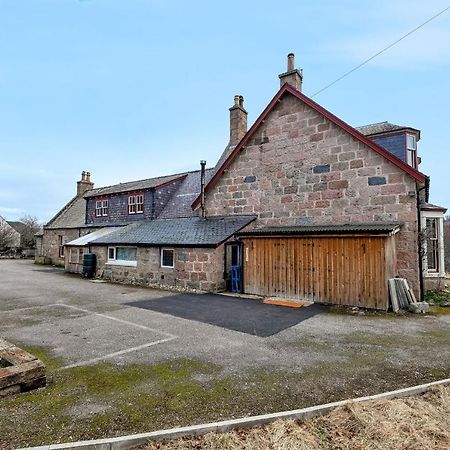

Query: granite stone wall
[203,92,421,294]
[91,245,225,292]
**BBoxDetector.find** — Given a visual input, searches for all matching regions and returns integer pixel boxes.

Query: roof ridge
[192,83,426,209]
[45,195,79,228]
[88,167,215,195]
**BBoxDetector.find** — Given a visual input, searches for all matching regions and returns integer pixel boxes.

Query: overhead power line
[311,6,450,97]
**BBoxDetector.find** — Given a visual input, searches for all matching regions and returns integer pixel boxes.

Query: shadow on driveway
[127,293,328,337]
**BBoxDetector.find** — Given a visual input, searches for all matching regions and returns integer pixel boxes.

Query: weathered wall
[40,228,98,266]
[204,92,420,293]
[91,245,225,292]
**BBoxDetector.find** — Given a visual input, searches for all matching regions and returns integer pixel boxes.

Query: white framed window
[161,248,174,268]
[128,194,144,214]
[406,134,417,168]
[421,212,445,277]
[426,218,439,273]
[95,199,108,217]
[69,248,78,263]
[107,246,137,267]
[69,248,84,264]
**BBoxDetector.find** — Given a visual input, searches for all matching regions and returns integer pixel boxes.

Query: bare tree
[0,221,18,251]
[18,215,42,249]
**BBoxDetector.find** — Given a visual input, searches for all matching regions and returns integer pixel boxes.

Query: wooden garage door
[243,236,392,310]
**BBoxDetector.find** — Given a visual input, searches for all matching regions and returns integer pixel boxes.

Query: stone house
[0,216,21,251]
[38,54,446,309]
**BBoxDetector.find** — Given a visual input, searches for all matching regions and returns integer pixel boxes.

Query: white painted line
[59,304,176,338]
[18,377,450,450]
[59,336,177,370]
[3,302,178,370]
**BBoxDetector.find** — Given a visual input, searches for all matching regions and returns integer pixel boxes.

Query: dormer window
[406,134,417,168]
[95,199,108,217]
[128,194,144,214]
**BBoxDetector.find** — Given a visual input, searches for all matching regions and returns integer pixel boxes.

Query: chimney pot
[229,95,248,146]
[279,52,303,91]
[287,53,295,71]
[77,171,94,197]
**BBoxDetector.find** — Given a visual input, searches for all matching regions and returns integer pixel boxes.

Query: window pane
[162,249,174,267]
[407,134,416,149]
[70,249,78,263]
[116,247,137,261]
[427,239,438,271]
[108,247,115,260]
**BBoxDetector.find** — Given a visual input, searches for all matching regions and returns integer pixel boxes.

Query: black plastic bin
[82,253,96,278]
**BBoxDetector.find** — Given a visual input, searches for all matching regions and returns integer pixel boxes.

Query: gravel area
[1,260,449,448]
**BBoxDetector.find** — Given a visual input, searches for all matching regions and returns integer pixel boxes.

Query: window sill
[424,272,446,278]
[106,260,137,267]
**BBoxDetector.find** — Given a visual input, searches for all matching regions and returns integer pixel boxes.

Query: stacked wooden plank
[388,278,417,312]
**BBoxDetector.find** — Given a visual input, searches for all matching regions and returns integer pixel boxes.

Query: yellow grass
[145,385,450,450]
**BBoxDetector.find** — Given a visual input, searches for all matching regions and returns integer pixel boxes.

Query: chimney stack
[229,95,247,146]
[200,160,207,220]
[77,170,94,197]
[278,53,303,91]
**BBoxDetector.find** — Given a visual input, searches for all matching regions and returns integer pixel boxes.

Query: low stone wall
[0,339,46,397]
[91,245,225,292]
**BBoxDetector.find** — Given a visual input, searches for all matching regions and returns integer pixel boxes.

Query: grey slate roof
[356,121,419,136]
[6,221,28,235]
[84,173,187,198]
[158,169,215,219]
[45,196,87,229]
[420,202,447,212]
[238,223,402,236]
[91,216,256,247]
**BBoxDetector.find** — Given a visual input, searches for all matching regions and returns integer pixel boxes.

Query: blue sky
[0,0,449,223]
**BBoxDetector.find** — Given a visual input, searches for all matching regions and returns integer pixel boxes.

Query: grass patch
[2,335,449,449]
[424,288,450,306]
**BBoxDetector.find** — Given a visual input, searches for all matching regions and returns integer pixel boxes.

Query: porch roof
[237,222,403,237]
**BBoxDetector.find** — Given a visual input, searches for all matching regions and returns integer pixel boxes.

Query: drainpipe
[200,160,207,220]
[416,179,429,302]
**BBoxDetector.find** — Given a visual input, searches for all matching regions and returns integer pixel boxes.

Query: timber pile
[388,278,417,312]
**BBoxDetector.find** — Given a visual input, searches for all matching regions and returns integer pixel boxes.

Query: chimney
[278,53,303,91]
[200,160,207,220]
[229,95,247,146]
[77,170,94,197]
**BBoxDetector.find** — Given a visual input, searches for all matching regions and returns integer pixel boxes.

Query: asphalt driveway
[127,294,327,337]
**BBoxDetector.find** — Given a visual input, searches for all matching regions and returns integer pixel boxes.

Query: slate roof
[91,216,256,247]
[45,196,87,229]
[420,202,447,212]
[6,221,28,235]
[84,173,187,198]
[158,169,215,219]
[237,223,402,236]
[356,121,419,137]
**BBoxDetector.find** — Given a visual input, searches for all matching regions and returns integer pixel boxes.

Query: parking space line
[3,302,178,370]
[59,336,177,370]
[58,304,176,338]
